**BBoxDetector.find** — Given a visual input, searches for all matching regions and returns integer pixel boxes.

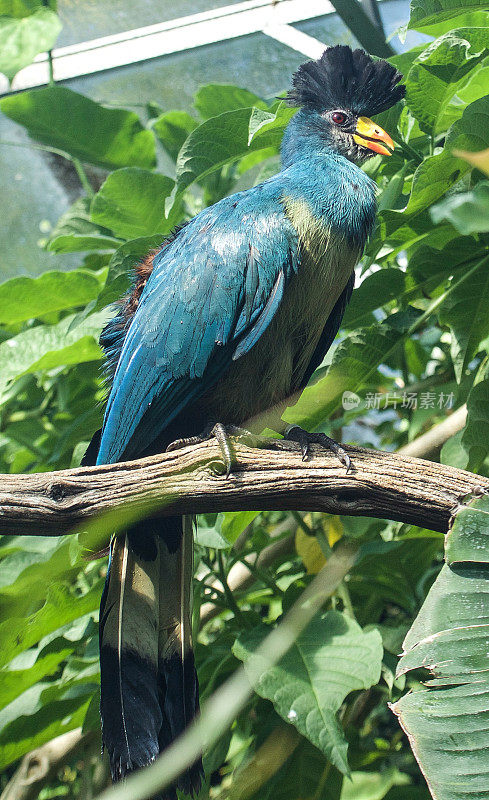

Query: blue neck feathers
[279,109,377,248]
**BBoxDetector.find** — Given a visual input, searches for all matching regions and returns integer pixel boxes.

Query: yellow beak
[353,116,395,156]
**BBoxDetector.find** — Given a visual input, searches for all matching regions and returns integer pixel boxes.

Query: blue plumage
[90,45,405,794]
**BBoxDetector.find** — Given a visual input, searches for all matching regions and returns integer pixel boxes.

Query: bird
[84,44,405,796]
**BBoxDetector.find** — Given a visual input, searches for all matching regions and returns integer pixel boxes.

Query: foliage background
[1,0,489,798]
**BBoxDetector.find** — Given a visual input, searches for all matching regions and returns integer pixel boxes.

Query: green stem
[407,254,489,338]
[336,581,355,619]
[72,157,94,197]
[47,50,55,86]
[216,550,245,624]
[315,528,333,559]
[0,139,69,158]
[291,510,313,536]
[396,138,423,165]
[240,557,284,596]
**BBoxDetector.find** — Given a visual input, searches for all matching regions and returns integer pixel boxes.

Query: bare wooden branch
[1,439,487,536]
[398,405,467,459]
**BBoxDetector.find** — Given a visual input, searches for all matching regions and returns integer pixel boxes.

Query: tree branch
[398,404,467,460]
[0,439,487,536]
[0,729,98,800]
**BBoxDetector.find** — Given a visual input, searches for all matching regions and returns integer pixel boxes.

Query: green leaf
[381,96,489,239]
[431,180,489,233]
[0,536,84,620]
[233,611,382,775]
[0,86,156,170]
[440,429,469,469]
[0,638,73,711]
[152,110,197,161]
[194,84,269,120]
[220,511,260,544]
[96,234,166,309]
[406,29,489,134]
[393,493,489,800]
[462,378,489,470]
[340,769,410,800]
[446,490,489,564]
[283,323,403,431]
[0,7,61,79]
[90,168,175,240]
[248,738,343,800]
[47,197,121,253]
[416,10,489,37]
[342,269,405,329]
[0,688,92,769]
[0,310,108,393]
[0,579,103,670]
[0,1,56,17]
[0,267,105,325]
[409,0,489,31]
[438,255,489,380]
[176,103,295,193]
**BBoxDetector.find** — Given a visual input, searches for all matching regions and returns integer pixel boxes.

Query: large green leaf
[381,96,489,240]
[406,29,489,134]
[342,269,405,329]
[462,378,489,471]
[283,323,403,431]
[47,197,121,254]
[0,310,108,393]
[404,238,485,299]
[0,86,156,170]
[0,1,56,16]
[152,110,197,161]
[408,0,489,31]
[0,537,81,617]
[248,738,343,800]
[193,84,269,120]
[0,686,92,769]
[0,7,61,79]
[340,769,410,800]
[0,579,103,670]
[0,267,105,325]
[233,611,382,775]
[445,490,489,564]
[431,180,489,233]
[438,254,489,380]
[176,103,295,193]
[392,492,489,800]
[90,168,175,239]
[0,637,73,711]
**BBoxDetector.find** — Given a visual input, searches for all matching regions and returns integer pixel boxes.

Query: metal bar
[0,0,335,96]
[263,23,326,58]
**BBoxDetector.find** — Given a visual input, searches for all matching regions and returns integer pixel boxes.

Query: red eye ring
[331,111,346,125]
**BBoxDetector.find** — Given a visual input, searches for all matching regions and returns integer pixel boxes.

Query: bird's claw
[284,425,352,473]
[166,423,258,477]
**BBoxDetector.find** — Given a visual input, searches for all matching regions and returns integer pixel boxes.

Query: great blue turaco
[84,44,405,796]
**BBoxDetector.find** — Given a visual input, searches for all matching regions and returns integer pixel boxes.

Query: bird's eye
[331,111,347,125]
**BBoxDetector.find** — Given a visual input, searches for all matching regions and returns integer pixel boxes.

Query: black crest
[288,45,405,116]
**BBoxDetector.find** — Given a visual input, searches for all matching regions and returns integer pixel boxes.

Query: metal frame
[0,0,332,96]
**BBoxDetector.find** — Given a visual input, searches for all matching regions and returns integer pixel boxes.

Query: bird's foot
[166,423,261,477]
[283,425,352,473]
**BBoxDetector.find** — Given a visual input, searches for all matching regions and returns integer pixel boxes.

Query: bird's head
[286,45,405,164]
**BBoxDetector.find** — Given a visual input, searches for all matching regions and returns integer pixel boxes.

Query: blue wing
[97,181,299,465]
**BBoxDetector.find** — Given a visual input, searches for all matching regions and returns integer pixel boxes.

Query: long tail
[99,515,202,796]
